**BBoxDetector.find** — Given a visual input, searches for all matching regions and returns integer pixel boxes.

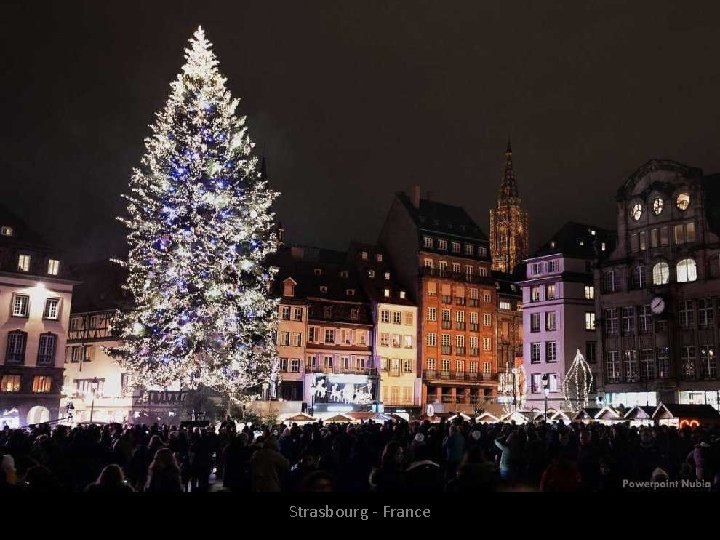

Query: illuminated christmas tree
[108,27,280,397]
[563,349,594,410]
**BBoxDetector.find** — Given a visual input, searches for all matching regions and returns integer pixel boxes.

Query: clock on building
[650,297,666,315]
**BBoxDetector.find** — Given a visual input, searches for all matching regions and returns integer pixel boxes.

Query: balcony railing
[420,267,493,285]
[456,347,466,356]
[423,370,493,382]
[469,323,479,332]
[455,322,466,330]
[456,297,466,306]
[441,295,452,304]
[441,321,452,329]
[441,346,452,355]
[469,348,479,356]
[468,299,479,307]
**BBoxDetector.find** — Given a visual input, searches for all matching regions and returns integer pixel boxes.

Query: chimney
[411,185,421,207]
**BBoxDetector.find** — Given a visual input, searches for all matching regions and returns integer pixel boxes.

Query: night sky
[3,1,720,264]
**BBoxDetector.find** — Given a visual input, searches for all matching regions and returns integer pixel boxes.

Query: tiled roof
[396,192,487,240]
[532,221,616,259]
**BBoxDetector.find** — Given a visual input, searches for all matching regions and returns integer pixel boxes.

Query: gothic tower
[490,140,529,272]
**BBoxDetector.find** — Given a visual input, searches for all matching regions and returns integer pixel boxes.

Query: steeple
[499,139,520,200]
[490,140,529,273]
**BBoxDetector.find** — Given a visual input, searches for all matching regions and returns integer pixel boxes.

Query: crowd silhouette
[1,417,719,492]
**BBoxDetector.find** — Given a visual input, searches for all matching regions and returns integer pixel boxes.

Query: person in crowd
[369,441,405,492]
[250,436,289,492]
[85,464,135,493]
[145,448,183,493]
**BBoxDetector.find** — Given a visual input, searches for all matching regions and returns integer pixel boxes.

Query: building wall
[597,162,720,408]
[375,301,419,407]
[522,255,596,410]
[378,197,421,303]
[276,301,307,401]
[0,275,73,425]
[419,256,497,413]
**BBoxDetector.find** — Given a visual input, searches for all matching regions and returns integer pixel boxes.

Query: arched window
[652,262,669,285]
[37,333,57,366]
[676,258,697,283]
[5,330,27,364]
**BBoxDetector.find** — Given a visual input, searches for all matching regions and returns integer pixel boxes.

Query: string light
[563,348,594,410]
[106,27,280,398]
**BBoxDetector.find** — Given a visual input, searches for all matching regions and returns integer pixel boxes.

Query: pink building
[520,222,614,411]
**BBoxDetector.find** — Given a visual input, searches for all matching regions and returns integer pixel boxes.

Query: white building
[520,222,614,412]
[0,209,75,427]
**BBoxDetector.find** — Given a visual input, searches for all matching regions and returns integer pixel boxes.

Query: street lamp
[542,374,549,421]
[88,377,99,424]
[511,368,518,412]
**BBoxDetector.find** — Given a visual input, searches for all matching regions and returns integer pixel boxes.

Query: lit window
[384,272,391,280]
[652,262,670,285]
[452,242,461,253]
[0,374,21,392]
[32,376,53,393]
[47,259,60,275]
[18,254,31,272]
[423,236,433,248]
[368,270,375,278]
[676,258,697,283]
[0,226,13,236]
[652,197,664,215]
[43,298,60,320]
[361,251,368,260]
[438,239,447,250]
[376,253,383,262]
[584,286,594,299]
[384,289,391,298]
[465,244,473,255]
[319,286,328,293]
[631,203,643,221]
[399,291,406,299]
[676,192,690,211]
[585,312,596,331]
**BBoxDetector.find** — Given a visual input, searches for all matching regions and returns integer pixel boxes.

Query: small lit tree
[563,349,594,410]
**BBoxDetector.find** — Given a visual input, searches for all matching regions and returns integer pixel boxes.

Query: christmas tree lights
[563,349,594,410]
[108,27,280,398]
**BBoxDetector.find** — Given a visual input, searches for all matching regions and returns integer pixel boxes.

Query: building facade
[597,160,720,410]
[379,189,498,414]
[273,246,377,416]
[490,142,529,273]
[275,277,308,402]
[521,222,613,411]
[493,270,525,409]
[348,242,420,413]
[0,208,75,427]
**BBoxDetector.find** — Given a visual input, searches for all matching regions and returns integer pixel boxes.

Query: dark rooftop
[532,221,616,260]
[396,191,487,240]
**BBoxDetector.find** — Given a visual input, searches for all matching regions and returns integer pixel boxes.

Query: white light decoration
[106,27,280,398]
[563,349,594,410]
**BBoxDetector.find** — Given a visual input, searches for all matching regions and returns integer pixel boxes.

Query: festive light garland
[106,27,280,399]
[563,348,594,410]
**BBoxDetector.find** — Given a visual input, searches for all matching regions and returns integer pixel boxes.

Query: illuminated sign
[310,373,374,405]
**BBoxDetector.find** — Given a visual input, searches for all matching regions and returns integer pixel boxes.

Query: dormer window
[282,278,296,298]
[346,289,355,296]
[18,254,31,272]
[361,251,368,260]
[384,272,391,280]
[368,270,375,278]
[399,291,406,299]
[0,226,13,236]
[319,286,328,294]
[47,259,60,276]
[340,270,349,278]
[438,239,448,251]
[384,289,391,298]
[452,242,461,253]
[376,254,383,262]
[313,268,322,276]
[423,236,433,248]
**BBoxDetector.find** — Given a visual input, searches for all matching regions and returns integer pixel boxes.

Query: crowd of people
[1,417,719,492]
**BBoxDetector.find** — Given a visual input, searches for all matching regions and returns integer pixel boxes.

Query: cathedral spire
[499,139,520,200]
[490,140,529,273]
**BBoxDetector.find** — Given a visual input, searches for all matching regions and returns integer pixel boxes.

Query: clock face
[676,192,690,211]
[631,203,643,221]
[652,197,664,215]
[650,297,665,314]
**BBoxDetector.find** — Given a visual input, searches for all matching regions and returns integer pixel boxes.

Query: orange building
[379,189,498,414]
